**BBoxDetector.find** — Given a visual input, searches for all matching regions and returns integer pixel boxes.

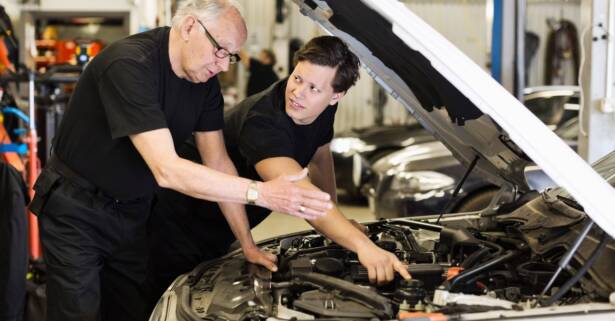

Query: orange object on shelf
[0,36,15,73]
[36,39,104,69]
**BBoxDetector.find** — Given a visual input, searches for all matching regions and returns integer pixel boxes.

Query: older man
[29,1,331,321]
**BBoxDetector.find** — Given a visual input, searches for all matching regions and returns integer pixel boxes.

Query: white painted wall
[36,0,139,34]
[237,0,276,50]
[2,0,22,19]
[12,0,161,35]
[39,0,134,11]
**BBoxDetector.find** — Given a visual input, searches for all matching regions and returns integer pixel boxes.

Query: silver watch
[246,180,258,205]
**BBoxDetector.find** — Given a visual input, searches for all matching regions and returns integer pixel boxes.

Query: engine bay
[149,195,610,321]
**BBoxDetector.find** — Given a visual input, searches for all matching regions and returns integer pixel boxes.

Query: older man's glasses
[196,19,240,64]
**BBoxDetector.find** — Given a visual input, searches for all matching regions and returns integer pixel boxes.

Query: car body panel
[331,124,434,197]
[365,140,497,218]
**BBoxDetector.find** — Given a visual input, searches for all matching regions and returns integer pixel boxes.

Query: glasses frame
[195,18,240,64]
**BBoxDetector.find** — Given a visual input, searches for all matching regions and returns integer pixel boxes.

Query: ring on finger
[299,205,306,213]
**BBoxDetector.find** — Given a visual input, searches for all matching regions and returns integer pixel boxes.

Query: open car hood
[292,0,615,238]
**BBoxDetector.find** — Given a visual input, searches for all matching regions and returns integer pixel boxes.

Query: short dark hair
[294,36,360,93]
[261,49,277,66]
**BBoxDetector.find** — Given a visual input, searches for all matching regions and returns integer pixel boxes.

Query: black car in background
[364,115,580,219]
[332,86,579,201]
[364,140,497,218]
[331,123,433,199]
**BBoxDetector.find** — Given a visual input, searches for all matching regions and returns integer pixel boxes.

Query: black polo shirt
[246,58,279,96]
[53,27,224,200]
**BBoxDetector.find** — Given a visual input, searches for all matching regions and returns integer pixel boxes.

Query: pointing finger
[396,262,412,280]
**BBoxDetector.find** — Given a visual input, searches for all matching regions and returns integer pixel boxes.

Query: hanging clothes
[544,19,580,85]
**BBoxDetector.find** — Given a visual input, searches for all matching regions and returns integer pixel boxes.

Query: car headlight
[330,137,375,156]
[389,170,455,193]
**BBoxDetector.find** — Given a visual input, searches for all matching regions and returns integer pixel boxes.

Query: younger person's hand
[357,243,411,284]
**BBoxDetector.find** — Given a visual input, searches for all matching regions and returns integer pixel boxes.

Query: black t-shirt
[160,78,336,251]
[53,27,224,200]
[246,58,279,96]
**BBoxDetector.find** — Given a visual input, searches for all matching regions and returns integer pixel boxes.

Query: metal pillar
[579,0,615,163]
[493,0,525,100]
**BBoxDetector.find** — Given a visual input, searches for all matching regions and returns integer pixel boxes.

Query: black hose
[543,232,610,306]
[448,250,518,292]
[382,224,419,252]
[479,239,505,258]
[460,247,491,269]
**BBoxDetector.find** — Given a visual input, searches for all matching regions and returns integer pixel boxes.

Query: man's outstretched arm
[129,128,333,217]
[254,151,411,284]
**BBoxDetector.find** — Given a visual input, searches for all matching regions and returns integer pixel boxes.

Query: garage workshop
[1,0,615,320]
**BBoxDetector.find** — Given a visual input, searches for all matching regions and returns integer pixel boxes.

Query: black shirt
[163,78,336,250]
[225,78,335,182]
[53,27,224,200]
[246,58,279,96]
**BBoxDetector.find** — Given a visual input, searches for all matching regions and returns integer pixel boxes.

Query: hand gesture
[256,168,332,219]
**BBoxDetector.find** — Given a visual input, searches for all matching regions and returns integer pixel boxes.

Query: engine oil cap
[314,257,344,276]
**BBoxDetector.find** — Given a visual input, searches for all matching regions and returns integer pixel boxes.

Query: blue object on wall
[491,0,503,82]
[0,143,27,154]
[1,107,30,124]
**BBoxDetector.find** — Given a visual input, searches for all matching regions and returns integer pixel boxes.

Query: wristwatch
[246,180,258,205]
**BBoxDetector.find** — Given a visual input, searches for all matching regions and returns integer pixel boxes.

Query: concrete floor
[252,198,374,242]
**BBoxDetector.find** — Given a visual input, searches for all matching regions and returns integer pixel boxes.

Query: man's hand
[357,244,411,284]
[256,168,332,219]
[243,245,278,272]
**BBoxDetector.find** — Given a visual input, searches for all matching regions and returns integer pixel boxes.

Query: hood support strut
[541,220,594,297]
[436,155,480,224]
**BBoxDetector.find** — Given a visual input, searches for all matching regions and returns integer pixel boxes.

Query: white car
[149,1,615,320]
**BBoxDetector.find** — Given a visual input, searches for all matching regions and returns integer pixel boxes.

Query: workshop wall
[3,0,582,133]
[326,0,582,132]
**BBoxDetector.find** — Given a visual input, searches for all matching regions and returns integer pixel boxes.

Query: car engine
[150,196,615,321]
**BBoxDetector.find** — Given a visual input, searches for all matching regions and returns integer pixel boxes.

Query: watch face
[247,181,258,204]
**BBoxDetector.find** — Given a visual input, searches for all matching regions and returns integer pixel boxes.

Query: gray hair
[172,0,244,28]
